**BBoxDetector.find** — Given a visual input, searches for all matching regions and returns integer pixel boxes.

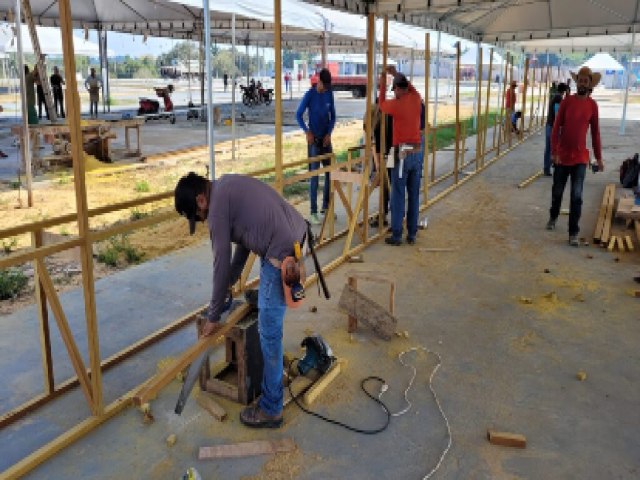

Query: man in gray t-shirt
[175,172,307,428]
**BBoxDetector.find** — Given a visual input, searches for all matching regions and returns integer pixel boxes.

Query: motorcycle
[240,85,259,106]
[258,87,274,105]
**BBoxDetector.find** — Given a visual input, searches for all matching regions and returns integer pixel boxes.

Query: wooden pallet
[593,184,616,244]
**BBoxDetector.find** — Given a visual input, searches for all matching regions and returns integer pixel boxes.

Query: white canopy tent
[0,24,113,56]
[581,52,625,89]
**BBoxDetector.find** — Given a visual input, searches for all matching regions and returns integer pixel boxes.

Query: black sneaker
[369,217,389,228]
[568,235,579,247]
[406,237,416,245]
[546,219,556,231]
[385,236,402,246]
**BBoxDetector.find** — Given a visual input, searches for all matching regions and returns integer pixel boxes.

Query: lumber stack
[593,184,616,244]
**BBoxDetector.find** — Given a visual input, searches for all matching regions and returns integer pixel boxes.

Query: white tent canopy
[0,24,112,56]
[460,45,504,66]
[581,52,624,72]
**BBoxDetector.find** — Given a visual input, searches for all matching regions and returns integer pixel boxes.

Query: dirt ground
[0,103,471,315]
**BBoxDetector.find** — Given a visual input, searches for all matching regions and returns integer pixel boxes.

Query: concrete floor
[1,119,639,479]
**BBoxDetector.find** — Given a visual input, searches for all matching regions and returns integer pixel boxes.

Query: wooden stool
[198,315,264,405]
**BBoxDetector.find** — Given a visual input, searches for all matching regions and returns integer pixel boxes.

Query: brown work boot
[240,405,283,429]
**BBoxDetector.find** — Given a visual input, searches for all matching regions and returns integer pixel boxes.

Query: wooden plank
[636,220,640,244]
[607,236,617,252]
[600,184,616,244]
[334,182,365,243]
[625,235,634,252]
[196,392,227,421]
[347,277,358,333]
[32,231,54,395]
[134,303,252,405]
[36,259,94,408]
[487,430,527,448]
[198,439,296,460]
[517,170,542,189]
[332,170,363,185]
[303,361,342,406]
[593,184,613,243]
[617,236,626,252]
[283,375,315,407]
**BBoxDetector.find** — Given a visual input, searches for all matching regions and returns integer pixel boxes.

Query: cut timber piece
[303,360,342,406]
[636,221,640,244]
[196,392,227,422]
[517,170,542,188]
[283,375,315,407]
[338,284,398,340]
[198,438,296,460]
[600,184,616,244]
[626,236,635,252]
[617,236,626,252]
[607,236,617,252]
[593,184,614,243]
[487,430,527,448]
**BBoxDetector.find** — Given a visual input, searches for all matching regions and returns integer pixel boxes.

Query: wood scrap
[283,375,315,407]
[636,220,640,245]
[487,430,527,448]
[599,184,616,244]
[517,170,542,188]
[625,236,634,252]
[617,236,626,252]
[196,392,227,422]
[303,360,342,406]
[338,284,398,340]
[607,236,617,252]
[198,438,296,460]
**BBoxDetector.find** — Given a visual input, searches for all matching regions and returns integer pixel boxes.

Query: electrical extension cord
[378,346,451,479]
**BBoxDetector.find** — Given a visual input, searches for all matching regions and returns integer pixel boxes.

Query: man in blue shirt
[296,68,336,225]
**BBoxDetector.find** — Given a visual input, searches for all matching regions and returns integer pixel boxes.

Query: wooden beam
[198,439,296,460]
[482,47,493,165]
[625,235,634,252]
[475,47,483,173]
[36,259,94,408]
[32,230,54,395]
[303,360,342,406]
[454,41,460,184]
[593,184,614,243]
[600,184,616,245]
[487,430,527,448]
[517,170,543,189]
[196,392,227,421]
[134,303,252,405]
[520,57,530,140]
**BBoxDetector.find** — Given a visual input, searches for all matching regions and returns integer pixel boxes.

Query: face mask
[577,85,588,96]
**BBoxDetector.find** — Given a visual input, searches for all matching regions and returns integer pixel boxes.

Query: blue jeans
[550,163,587,236]
[390,151,423,241]
[543,125,552,174]
[308,142,332,214]
[257,259,287,416]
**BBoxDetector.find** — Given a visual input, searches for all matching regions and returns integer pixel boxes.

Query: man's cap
[557,82,568,93]
[319,68,332,86]
[174,172,207,235]
[391,73,409,90]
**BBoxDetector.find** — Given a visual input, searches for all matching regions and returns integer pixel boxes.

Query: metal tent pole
[15,0,32,207]
[232,13,236,162]
[620,26,636,135]
[433,29,441,127]
[203,0,215,178]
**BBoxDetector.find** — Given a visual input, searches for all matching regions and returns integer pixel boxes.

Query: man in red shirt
[505,80,517,135]
[547,66,604,246]
[378,66,423,245]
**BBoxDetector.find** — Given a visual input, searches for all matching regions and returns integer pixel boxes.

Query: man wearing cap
[296,67,336,225]
[174,172,308,428]
[543,82,568,176]
[505,80,517,138]
[378,65,423,246]
[546,66,603,246]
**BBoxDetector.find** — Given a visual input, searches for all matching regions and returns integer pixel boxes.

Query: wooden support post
[482,48,493,165]
[274,0,283,194]
[59,0,103,415]
[496,52,509,154]
[423,33,430,203]
[520,57,530,140]
[379,16,388,228]
[454,41,460,184]
[475,47,483,172]
[507,54,514,148]
[536,64,543,127]
[529,64,536,130]
[431,129,436,182]
[32,230,54,395]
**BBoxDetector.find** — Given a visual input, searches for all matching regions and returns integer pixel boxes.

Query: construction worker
[84,67,101,118]
[504,80,517,137]
[50,66,65,118]
[547,66,603,246]
[378,66,423,246]
[174,172,308,428]
[296,68,336,225]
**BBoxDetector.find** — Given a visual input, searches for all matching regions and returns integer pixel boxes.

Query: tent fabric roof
[581,52,625,72]
[303,0,640,46]
[0,24,110,56]
[460,46,503,66]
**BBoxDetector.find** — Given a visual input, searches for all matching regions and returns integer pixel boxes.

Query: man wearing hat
[378,65,424,246]
[296,67,336,225]
[174,172,308,428]
[547,66,603,246]
[505,80,518,138]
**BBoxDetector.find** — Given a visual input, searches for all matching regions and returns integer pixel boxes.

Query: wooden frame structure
[0,2,551,477]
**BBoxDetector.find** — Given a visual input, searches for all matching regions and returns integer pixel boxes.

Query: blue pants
[308,142,332,214]
[257,259,287,416]
[543,125,552,175]
[550,163,587,236]
[390,151,423,241]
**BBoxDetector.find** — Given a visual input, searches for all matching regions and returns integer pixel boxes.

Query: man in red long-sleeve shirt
[378,66,423,246]
[546,66,604,246]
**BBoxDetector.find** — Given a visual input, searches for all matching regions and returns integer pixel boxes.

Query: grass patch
[130,209,149,221]
[134,180,150,193]
[57,172,71,185]
[0,268,28,300]
[97,235,145,267]
[431,111,501,150]
[10,180,21,189]
[2,238,17,253]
